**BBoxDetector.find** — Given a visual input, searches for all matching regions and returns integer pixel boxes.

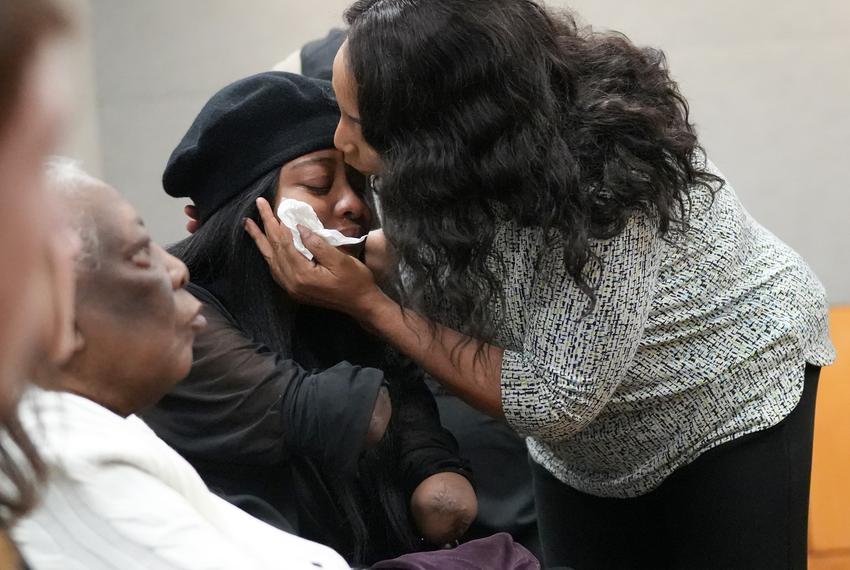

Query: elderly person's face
[273,148,373,257]
[67,183,205,415]
[0,41,68,413]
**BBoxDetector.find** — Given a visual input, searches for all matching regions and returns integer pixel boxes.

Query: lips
[336,225,365,239]
[191,313,207,331]
[189,306,207,332]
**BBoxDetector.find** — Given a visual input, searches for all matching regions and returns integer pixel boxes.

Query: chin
[173,355,194,384]
[161,348,194,389]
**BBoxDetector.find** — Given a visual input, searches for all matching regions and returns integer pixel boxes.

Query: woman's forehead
[85,186,147,252]
[284,148,343,171]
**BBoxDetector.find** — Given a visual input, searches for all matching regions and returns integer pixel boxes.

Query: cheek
[276,188,334,225]
[107,275,178,337]
[160,295,200,382]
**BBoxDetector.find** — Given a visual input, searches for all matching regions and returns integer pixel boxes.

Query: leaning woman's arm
[359,293,506,417]
[246,199,662,439]
[245,198,505,417]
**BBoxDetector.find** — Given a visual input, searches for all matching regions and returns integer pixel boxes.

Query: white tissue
[276,198,366,260]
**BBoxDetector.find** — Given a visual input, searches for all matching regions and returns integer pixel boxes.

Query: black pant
[533,365,820,570]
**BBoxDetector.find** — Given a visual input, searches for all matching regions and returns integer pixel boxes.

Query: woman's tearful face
[274,148,373,258]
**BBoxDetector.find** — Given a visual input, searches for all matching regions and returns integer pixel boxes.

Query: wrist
[352,288,395,332]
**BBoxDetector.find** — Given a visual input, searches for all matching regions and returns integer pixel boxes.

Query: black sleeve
[291,303,475,493]
[141,298,384,476]
[382,350,475,496]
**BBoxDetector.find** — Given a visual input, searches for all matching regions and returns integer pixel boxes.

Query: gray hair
[45,157,101,270]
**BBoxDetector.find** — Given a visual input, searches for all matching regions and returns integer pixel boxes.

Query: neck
[47,370,133,418]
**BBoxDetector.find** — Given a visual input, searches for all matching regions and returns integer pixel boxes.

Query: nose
[334,119,353,156]
[334,183,370,226]
[156,244,189,290]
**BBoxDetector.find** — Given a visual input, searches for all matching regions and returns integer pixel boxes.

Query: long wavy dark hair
[344,0,722,342]
[170,172,417,564]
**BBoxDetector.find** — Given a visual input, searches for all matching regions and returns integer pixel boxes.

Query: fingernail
[297,224,312,236]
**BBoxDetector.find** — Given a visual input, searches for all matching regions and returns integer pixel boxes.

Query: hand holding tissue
[276,199,366,260]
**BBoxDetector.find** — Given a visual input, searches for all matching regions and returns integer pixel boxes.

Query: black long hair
[344,0,722,342]
[169,170,296,353]
[169,171,418,564]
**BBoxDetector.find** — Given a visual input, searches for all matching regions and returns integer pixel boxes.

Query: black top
[141,283,471,562]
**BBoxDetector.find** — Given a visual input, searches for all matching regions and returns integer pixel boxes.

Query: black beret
[163,71,340,221]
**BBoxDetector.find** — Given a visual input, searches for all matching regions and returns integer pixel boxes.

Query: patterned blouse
[488,159,835,498]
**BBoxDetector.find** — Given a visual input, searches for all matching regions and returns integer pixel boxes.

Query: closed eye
[130,242,153,268]
[301,184,332,195]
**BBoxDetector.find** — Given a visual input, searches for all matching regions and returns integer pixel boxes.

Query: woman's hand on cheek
[244,197,382,317]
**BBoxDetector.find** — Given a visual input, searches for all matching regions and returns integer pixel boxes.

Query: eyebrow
[290,157,336,171]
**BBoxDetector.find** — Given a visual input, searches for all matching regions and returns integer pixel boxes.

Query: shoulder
[19,389,184,479]
[493,212,660,287]
[19,388,125,447]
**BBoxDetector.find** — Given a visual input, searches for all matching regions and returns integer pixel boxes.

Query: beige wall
[57,0,102,176]
[68,0,849,302]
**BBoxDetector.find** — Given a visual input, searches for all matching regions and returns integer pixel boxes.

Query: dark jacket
[142,283,471,563]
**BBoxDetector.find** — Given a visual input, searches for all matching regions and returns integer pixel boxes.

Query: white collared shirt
[13,388,350,570]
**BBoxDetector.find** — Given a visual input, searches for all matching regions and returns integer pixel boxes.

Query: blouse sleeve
[500,214,663,442]
[143,299,385,475]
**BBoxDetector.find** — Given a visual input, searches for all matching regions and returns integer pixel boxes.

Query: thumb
[298,225,344,267]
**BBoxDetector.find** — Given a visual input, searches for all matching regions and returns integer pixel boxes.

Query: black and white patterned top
[487,160,835,498]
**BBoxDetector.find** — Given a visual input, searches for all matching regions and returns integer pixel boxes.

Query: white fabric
[277,199,365,260]
[12,388,350,570]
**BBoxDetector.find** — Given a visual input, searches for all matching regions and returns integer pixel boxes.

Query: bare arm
[357,289,505,418]
[246,197,664,443]
[411,472,477,545]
